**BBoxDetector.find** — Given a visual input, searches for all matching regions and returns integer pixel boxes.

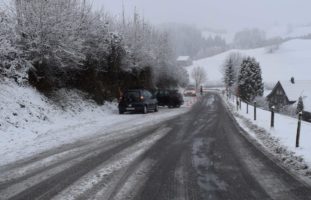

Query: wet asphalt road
[0,93,311,200]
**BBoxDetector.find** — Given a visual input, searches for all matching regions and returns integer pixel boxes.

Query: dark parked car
[155,89,184,108]
[118,89,158,114]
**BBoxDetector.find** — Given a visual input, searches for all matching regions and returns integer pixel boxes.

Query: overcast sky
[93,0,311,31]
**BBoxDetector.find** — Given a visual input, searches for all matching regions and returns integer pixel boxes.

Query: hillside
[187,39,311,84]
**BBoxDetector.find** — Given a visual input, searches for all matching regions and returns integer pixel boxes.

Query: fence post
[236,99,239,110]
[246,102,249,114]
[254,101,257,121]
[270,106,275,128]
[239,98,242,110]
[296,112,302,148]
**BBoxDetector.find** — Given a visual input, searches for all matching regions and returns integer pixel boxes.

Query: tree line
[0,0,189,104]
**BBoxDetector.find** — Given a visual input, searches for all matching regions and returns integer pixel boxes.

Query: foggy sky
[93,0,311,31]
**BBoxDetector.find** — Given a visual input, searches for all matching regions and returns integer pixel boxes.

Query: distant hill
[186,39,311,84]
[202,25,311,45]
[266,25,311,39]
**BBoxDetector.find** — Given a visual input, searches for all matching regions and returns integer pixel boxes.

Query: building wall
[303,111,311,122]
[267,83,290,110]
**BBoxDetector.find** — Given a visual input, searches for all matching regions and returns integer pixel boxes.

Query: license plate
[126,107,135,111]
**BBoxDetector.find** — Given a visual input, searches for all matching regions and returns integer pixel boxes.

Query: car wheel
[143,105,148,114]
[154,104,159,112]
[119,109,124,114]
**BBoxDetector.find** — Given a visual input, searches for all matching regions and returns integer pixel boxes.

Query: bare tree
[191,66,207,90]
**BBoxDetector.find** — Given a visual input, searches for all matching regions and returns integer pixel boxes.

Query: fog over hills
[93,0,311,31]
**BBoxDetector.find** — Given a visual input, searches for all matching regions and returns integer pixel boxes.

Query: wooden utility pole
[296,112,302,148]
[271,106,275,128]
[254,101,257,121]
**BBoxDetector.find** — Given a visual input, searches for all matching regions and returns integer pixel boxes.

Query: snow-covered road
[0,105,190,167]
[1,93,311,200]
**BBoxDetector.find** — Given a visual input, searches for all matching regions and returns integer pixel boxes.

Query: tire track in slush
[52,127,171,200]
[3,126,170,200]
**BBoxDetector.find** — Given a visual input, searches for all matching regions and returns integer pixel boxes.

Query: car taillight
[119,96,123,102]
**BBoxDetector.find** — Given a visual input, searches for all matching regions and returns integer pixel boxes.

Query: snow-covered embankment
[0,79,190,166]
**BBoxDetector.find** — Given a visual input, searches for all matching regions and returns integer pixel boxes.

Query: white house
[177,56,193,67]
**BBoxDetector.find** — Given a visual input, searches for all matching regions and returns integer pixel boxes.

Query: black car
[155,89,184,108]
[118,89,158,114]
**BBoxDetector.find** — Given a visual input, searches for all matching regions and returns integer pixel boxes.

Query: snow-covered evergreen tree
[296,96,304,114]
[238,57,264,101]
[223,52,243,95]
[224,58,235,88]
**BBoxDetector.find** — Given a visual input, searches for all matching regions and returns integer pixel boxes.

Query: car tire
[154,104,159,112]
[119,109,124,114]
[143,105,148,114]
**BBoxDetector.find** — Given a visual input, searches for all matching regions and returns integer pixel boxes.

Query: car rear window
[124,91,140,101]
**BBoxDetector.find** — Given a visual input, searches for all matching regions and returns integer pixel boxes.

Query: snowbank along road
[0,93,311,200]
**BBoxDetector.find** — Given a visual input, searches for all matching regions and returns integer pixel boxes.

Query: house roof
[279,80,311,111]
[177,56,190,61]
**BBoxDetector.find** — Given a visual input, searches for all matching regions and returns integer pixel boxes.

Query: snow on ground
[223,94,311,177]
[186,39,311,84]
[0,79,192,167]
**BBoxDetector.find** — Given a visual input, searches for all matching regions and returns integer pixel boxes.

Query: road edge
[217,92,311,188]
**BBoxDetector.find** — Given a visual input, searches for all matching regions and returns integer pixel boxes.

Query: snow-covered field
[224,95,311,177]
[0,79,191,167]
[187,39,311,84]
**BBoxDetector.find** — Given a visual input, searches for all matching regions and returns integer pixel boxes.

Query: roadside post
[270,106,275,128]
[246,102,249,114]
[254,101,257,121]
[296,112,302,148]
[200,86,203,96]
[239,98,242,110]
[236,99,239,111]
